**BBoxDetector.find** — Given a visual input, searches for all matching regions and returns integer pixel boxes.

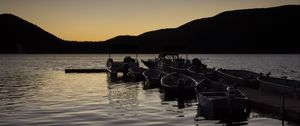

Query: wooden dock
[65,68,107,73]
[239,87,300,123]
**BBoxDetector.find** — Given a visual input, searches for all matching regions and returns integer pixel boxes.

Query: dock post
[281,77,287,124]
[177,79,185,109]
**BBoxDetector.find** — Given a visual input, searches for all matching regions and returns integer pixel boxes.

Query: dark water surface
[0,54,299,126]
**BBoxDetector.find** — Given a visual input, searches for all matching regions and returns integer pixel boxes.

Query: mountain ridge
[0,5,299,53]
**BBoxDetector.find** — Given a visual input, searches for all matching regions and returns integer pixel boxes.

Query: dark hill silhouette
[0,14,105,53]
[127,5,299,53]
[0,14,65,53]
[0,5,299,53]
[174,5,300,53]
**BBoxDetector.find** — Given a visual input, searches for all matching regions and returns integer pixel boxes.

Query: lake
[0,54,299,126]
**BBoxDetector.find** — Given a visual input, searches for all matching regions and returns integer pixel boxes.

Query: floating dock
[65,68,107,73]
[240,87,300,123]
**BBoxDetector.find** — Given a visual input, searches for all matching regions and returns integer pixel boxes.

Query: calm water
[0,54,299,126]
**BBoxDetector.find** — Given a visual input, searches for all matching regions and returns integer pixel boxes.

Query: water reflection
[0,72,109,117]
[0,71,46,113]
[160,89,197,109]
[195,105,249,126]
[107,83,139,109]
[106,79,140,118]
[0,54,299,126]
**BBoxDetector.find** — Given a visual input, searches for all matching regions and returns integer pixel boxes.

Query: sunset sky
[0,0,299,41]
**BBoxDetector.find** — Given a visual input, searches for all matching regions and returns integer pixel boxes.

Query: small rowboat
[257,76,300,98]
[161,72,198,94]
[143,69,164,88]
[218,69,259,88]
[195,79,251,122]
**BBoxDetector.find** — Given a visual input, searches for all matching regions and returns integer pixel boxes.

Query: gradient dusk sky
[0,0,299,41]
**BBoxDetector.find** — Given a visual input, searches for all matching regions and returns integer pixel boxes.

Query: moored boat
[161,72,198,94]
[127,67,146,82]
[141,53,179,70]
[141,59,156,69]
[257,75,300,98]
[106,56,139,80]
[106,58,123,73]
[141,53,191,73]
[167,65,189,74]
[195,79,250,122]
[187,66,216,80]
[218,69,259,89]
[143,69,164,88]
[186,58,216,80]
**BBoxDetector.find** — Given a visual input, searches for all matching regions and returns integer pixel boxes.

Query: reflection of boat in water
[195,79,251,122]
[218,69,259,89]
[160,87,197,102]
[106,56,139,80]
[160,81,197,109]
[161,72,198,94]
[257,75,300,98]
[107,83,139,113]
[160,91,197,109]
[143,69,164,88]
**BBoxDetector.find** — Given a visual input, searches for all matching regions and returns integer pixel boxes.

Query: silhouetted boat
[187,66,216,80]
[127,67,146,82]
[257,75,300,98]
[141,59,156,69]
[218,69,259,89]
[106,58,123,72]
[143,69,164,88]
[106,56,139,79]
[161,72,198,93]
[167,66,188,74]
[141,53,190,72]
[166,58,192,73]
[195,79,251,122]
